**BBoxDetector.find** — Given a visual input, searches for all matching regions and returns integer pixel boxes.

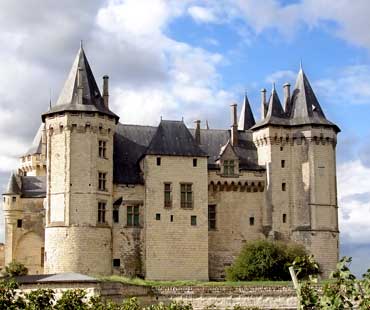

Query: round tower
[42,46,118,275]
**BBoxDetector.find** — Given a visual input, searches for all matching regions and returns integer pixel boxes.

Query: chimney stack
[103,75,109,109]
[194,120,201,144]
[283,83,290,112]
[230,103,238,146]
[77,67,83,105]
[260,88,267,119]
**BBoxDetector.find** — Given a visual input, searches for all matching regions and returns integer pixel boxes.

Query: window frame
[113,206,119,223]
[127,205,140,227]
[180,183,193,209]
[223,160,235,176]
[164,182,172,208]
[98,172,107,191]
[208,205,216,230]
[98,140,107,158]
[191,215,197,226]
[98,201,106,224]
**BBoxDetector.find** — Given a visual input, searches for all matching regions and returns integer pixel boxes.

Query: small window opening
[113,207,119,223]
[12,197,16,202]
[41,247,44,267]
[249,217,254,226]
[281,160,285,168]
[283,213,287,223]
[280,146,283,151]
[170,215,174,222]
[193,158,197,167]
[156,213,161,221]
[282,183,286,191]
[156,157,161,166]
[191,215,197,226]
[113,259,120,267]
[17,219,23,228]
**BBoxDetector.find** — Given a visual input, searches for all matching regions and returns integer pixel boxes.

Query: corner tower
[42,46,119,275]
[252,70,340,277]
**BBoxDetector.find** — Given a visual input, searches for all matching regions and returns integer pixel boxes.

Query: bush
[24,288,55,310]
[3,260,28,277]
[226,240,319,281]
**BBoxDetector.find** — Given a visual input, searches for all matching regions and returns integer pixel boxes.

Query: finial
[182,116,184,122]
[272,82,276,92]
[206,120,210,130]
[160,115,162,121]
[245,89,248,96]
[49,88,52,109]
[300,59,303,71]
[80,40,83,49]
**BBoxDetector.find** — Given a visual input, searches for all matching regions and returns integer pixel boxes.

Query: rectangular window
[12,197,16,202]
[181,183,193,208]
[164,183,172,208]
[191,215,197,226]
[281,160,285,168]
[98,202,106,223]
[41,247,44,267]
[249,217,255,226]
[113,259,120,267]
[282,182,286,191]
[223,160,235,176]
[98,140,107,158]
[193,158,197,167]
[113,207,119,223]
[283,213,287,223]
[127,206,140,227]
[170,215,174,222]
[208,205,216,230]
[156,213,161,220]
[280,146,283,151]
[156,157,161,166]
[17,219,22,228]
[98,172,107,191]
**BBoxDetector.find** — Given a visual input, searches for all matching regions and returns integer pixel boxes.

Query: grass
[99,275,293,287]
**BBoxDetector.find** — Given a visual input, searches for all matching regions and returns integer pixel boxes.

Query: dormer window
[223,160,235,176]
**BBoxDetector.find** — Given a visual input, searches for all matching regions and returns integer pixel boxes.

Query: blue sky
[0,0,369,277]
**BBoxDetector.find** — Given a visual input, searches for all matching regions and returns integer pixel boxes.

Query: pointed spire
[42,45,118,122]
[4,172,21,195]
[205,120,209,130]
[265,89,286,120]
[238,92,256,130]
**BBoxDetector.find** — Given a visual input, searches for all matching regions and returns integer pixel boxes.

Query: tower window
[156,213,161,220]
[181,183,193,209]
[98,140,107,158]
[280,146,283,151]
[283,213,287,223]
[113,207,119,223]
[98,202,106,223]
[17,219,22,228]
[156,157,161,166]
[113,259,120,267]
[12,197,16,202]
[193,158,197,167]
[41,247,45,267]
[249,217,255,226]
[127,205,140,227]
[191,215,197,226]
[282,183,286,191]
[223,160,235,176]
[98,172,107,191]
[208,205,216,230]
[164,183,172,208]
[170,215,174,222]
[281,160,285,168]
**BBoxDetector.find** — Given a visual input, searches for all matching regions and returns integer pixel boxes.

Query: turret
[42,45,119,275]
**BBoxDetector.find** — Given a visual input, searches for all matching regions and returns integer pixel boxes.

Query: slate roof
[3,174,46,198]
[145,120,207,157]
[252,69,340,132]
[25,124,44,155]
[238,93,256,130]
[41,46,118,122]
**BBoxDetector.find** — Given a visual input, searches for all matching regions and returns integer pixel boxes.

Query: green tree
[0,279,26,309]
[24,288,55,310]
[54,289,88,310]
[3,260,28,277]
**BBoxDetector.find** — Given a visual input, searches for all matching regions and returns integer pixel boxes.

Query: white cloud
[265,70,296,84]
[338,160,370,245]
[188,6,217,23]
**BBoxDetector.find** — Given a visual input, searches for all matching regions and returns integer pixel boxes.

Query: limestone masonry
[2,46,340,280]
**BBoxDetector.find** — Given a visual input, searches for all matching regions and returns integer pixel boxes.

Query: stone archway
[14,232,43,275]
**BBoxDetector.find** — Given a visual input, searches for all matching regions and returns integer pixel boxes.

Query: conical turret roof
[252,87,288,130]
[289,68,340,132]
[3,172,21,195]
[42,46,118,122]
[238,93,255,130]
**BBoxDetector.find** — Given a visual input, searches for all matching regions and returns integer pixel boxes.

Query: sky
[0,0,369,277]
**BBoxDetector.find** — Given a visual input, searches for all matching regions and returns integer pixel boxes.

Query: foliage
[3,260,28,277]
[54,289,88,310]
[294,256,370,310]
[0,279,25,309]
[24,288,55,310]
[226,240,319,281]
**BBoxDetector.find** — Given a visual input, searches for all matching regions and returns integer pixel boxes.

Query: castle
[2,46,340,280]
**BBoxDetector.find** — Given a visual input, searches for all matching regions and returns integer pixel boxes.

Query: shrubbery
[226,240,319,281]
[3,260,28,277]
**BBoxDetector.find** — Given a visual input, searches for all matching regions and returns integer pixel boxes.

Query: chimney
[230,103,238,146]
[194,120,201,144]
[77,67,83,105]
[283,83,291,112]
[103,75,109,109]
[260,88,267,119]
